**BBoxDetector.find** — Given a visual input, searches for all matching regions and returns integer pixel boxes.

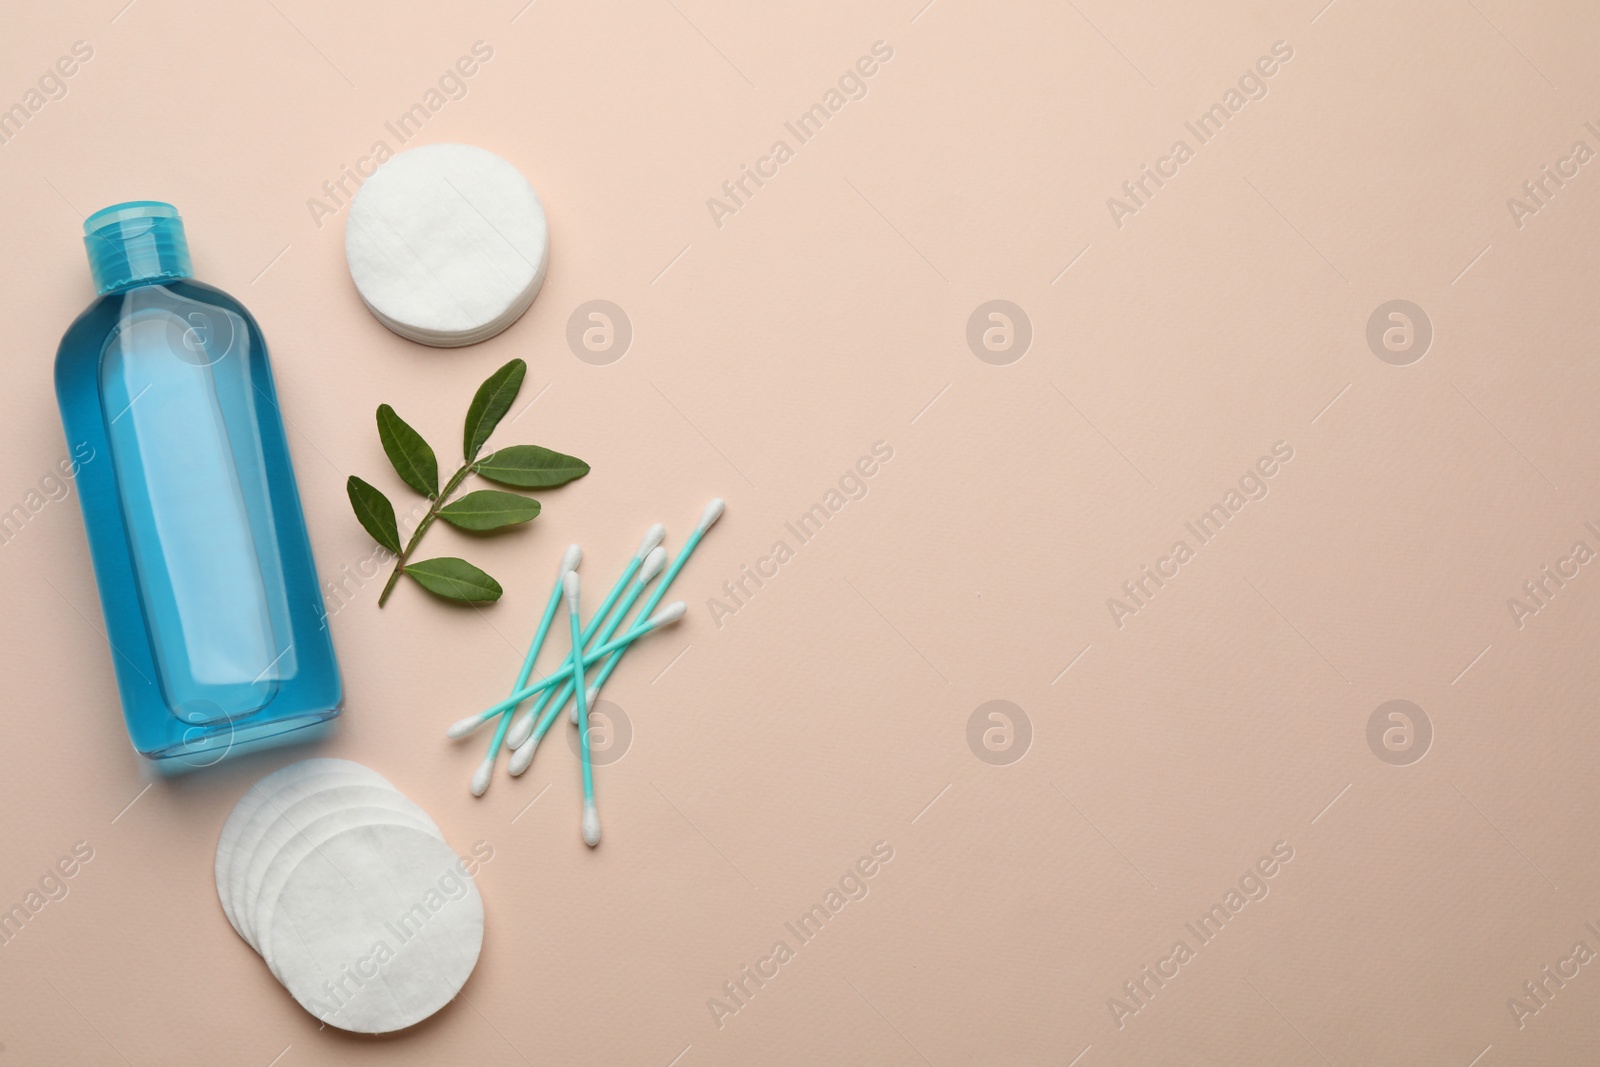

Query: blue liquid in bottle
[55,202,341,761]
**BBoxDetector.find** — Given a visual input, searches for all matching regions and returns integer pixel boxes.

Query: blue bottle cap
[83,201,193,294]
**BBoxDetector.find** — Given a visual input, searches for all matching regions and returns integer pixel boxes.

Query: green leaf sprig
[346,359,590,606]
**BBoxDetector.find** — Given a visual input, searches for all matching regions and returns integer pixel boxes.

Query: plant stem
[377,461,475,607]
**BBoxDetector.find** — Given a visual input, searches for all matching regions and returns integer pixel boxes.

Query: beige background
[2,0,1599,1063]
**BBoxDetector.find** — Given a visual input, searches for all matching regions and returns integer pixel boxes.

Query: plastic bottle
[54,202,341,761]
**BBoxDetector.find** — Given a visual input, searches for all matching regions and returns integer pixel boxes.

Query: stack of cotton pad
[214,758,484,1033]
[345,143,549,347]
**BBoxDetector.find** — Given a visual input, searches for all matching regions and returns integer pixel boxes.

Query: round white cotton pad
[226,765,393,945]
[216,759,388,941]
[266,824,484,1033]
[217,786,272,941]
[345,143,548,348]
[240,783,439,947]
[253,805,440,971]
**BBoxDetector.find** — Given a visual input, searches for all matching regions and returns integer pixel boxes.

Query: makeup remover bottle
[55,202,341,761]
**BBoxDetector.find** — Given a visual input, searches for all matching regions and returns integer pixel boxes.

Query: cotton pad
[214,759,484,1033]
[345,143,549,348]
[223,763,390,941]
[216,759,387,940]
[253,805,440,968]
[239,783,439,946]
[266,823,484,1033]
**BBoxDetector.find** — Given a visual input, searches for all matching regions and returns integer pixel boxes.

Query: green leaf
[474,445,591,489]
[376,404,438,498]
[463,359,526,462]
[437,490,541,532]
[346,476,400,553]
[403,557,503,602]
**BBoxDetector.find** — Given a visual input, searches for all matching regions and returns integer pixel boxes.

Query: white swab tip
[586,685,599,705]
[568,703,578,724]
[470,758,494,797]
[447,714,485,740]
[505,715,532,749]
[582,802,601,847]
[563,570,581,609]
[640,546,668,583]
[652,601,687,625]
[637,523,666,558]
[561,543,582,573]
[508,737,538,775]
[699,498,725,530]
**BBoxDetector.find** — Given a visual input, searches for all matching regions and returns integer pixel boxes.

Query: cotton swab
[587,524,664,653]
[564,572,602,847]
[561,498,722,722]
[446,544,579,742]
[547,525,658,725]
[504,586,678,775]
[529,544,668,740]
[504,547,669,775]
[461,600,684,729]
[571,536,670,731]
[504,545,668,750]
[469,545,578,796]
[509,498,721,774]
[448,531,658,743]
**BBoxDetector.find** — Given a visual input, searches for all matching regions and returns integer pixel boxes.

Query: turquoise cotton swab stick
[562,507,715,722]
[550,525,658,727]
[505,550,670,772]
[446,543,581,742]
[564,571,602,846]
[506,542,664,748]
[504,545,667,749]
[585,524,664,656]
[469,544,579,796]
[562,498,721,721]
[447,529,658,742]
[460,599,684,729]
[511,499,722,772]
